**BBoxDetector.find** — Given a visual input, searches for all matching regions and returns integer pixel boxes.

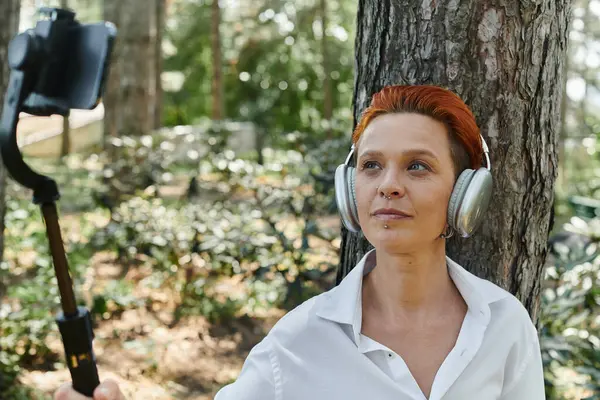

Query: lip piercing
[383,193,391,228]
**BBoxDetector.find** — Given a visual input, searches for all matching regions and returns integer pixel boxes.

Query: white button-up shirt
[215,249,545,399]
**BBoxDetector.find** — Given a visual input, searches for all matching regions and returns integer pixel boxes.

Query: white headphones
[334,134,492,238]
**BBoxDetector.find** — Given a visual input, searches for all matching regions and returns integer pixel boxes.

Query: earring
[440,226,454,239]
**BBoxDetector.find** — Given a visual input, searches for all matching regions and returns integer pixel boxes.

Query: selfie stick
[0,10,102,397]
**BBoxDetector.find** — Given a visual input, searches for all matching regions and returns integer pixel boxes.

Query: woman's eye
[408,162,429,171]
[362,161,379,169]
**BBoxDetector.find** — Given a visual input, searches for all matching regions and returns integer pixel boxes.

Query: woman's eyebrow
[358,149,438,160]
[403,149,439,160]
[358,150,385,160]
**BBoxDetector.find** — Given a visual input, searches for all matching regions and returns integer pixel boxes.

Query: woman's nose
[378,187,404,199]
[377,173,406,199]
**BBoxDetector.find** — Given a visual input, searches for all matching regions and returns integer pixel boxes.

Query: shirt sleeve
[213,336,280,400]
[500,326,546,399]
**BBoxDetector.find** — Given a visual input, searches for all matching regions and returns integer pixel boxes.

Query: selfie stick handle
[0,30,100,397]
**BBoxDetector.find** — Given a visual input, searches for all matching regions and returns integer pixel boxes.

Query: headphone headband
[481,135,491,171]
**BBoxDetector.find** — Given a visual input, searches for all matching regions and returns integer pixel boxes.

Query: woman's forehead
[358,113,450,155]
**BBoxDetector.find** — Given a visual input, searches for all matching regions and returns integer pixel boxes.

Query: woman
[54,85,545,400]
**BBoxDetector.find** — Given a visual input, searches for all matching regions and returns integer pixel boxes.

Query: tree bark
[320,0,333,136]
[102,0,122,149]
[122,0,155,136]
[211,0,224,120]
[61,114,70,157]
[103,0,155,138]
[338,0,572,324]
[60,0,70,157]
[0,0,20,263]
[154,0,166,129]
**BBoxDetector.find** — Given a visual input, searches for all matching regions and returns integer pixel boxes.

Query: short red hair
[352,85,483,173]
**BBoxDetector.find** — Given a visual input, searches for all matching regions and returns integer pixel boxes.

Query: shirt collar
[316,248,508,346]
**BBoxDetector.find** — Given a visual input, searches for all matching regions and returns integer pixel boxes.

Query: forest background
[0,0,599,399]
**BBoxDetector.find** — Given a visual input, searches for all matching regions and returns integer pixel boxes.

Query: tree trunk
[122,0,155,136]
[211,0,224,120]
[60,0,70,158]
[102,0,122,149]
[154,0,166,130]
[320,0,333,137]
[338,0,572,324]
[61,114,70,157]
[103,0,155,138]
[0,0,20,263]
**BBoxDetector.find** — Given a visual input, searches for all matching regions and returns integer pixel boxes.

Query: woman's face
[355,112,457,253]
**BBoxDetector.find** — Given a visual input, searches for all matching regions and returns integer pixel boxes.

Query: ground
[14,207,336,400]
[18,249,286,400]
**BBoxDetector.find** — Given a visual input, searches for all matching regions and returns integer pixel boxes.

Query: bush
[0,197,103,398]
[541,216,600,398]
[0,201,62,394]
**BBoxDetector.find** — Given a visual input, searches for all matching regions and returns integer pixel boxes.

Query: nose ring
[377,186,391,200]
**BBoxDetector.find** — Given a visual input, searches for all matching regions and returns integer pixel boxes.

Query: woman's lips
[373,213,412,221]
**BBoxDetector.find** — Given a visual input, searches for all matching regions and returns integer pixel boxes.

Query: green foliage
[163,0,213,124]
[0,196,104,397]
[91,280,142,320]
[163,0,356,147]
[541,216,600,399]
[0,201,61,394]
[94,140,340,313]
[95,122,237,208]
[560,0,600,206]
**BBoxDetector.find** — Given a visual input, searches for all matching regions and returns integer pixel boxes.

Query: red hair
[352,85,483,172]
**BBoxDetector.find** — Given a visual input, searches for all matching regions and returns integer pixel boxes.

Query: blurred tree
[0,0,20,263]
[211,0,224,120]
[163,0,356,150]
[320,0,332,138]
[60,0,71,158]
[559,0,600,196]
[337,0,572,323]
[225,0,355,149]
[163,0,212,125]
[154,0,166,129]
[102,0,121,148]
[102,0,158,138]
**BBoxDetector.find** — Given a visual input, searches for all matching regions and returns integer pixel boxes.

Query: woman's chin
[370,229,416,249]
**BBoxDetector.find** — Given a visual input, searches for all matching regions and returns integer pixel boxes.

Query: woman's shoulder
[456,262,539,342]
[261,289,335,345]
[480,278,535,321]
[477,279,543,393]
[475,276,540,348]
[456,262,535,324]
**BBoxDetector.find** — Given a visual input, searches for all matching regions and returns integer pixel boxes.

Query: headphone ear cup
[448,168,493,237]
[334,164,361,232]
[348,167,359,230]
[448,169,475,231]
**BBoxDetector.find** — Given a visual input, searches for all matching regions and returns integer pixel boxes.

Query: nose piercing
[377,187,391,200]
[384,224,389,229]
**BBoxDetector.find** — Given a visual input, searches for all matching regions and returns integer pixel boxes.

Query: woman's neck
[362,245,463,328]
